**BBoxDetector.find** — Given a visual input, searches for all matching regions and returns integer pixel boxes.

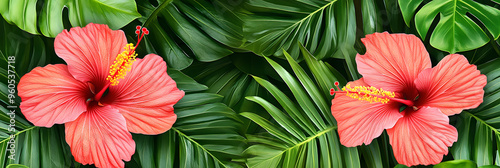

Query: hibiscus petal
[387,107,457,166]
[415,54,487,116]
[356,32,431,95]
[65,105,135,168]
[18,64,90,127]
[54,23,127,89]
[103,54,185,135]
[331,78,403,146]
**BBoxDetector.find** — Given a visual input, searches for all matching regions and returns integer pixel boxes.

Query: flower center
[330,81,414,107]
[107,43,137,86]
[93,26,149,102]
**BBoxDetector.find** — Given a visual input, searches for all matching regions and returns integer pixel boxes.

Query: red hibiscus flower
[330,32,486,166]
[18,23,184,168]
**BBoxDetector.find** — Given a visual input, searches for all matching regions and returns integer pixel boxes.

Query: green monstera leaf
[0,0,141,37]
[398,0,500,53]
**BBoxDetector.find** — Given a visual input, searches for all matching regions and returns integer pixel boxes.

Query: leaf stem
[172,127,228,168]
[142,0,174,28]
[251,0,338,45]
[268,125,337,159]
[463,111,500,136]
[0,126,36,144]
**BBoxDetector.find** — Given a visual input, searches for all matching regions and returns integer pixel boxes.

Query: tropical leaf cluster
[1,0,500,167]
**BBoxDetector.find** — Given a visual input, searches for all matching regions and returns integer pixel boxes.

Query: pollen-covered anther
[106,43,137,86]
[342,84,395,104]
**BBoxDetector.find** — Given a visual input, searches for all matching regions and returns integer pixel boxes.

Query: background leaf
[434,160,478,168]
[241,0,357,61]
[182,54,273,134]
[136,0,244,70]
[6,164,29,168]
[399,0,500,53]
[0,0,141,37]
[361,0,383,35]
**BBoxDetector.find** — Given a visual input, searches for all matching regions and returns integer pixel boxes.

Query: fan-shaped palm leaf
[241,0,357,62]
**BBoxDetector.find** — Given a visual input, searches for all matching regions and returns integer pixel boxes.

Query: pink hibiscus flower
[330,32,486,166]
[18,23,184,168]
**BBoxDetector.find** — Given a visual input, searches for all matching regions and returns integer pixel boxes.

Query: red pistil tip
[330,88,335,95]
[334,81,341,91]
[134,26,148,50]
[136,26,149,35]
